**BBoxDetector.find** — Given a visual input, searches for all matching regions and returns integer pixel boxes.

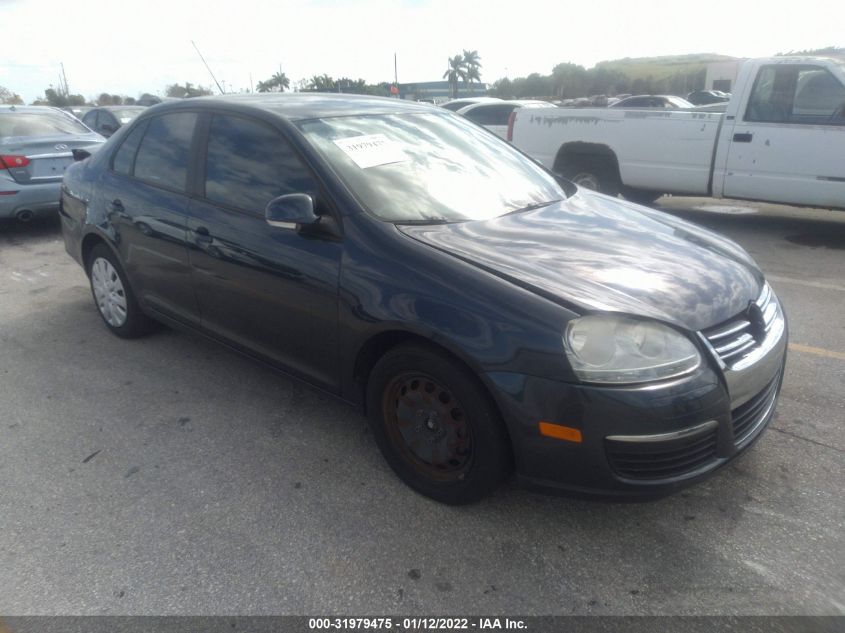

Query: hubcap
[91,257,128,327]
[383,372,472,482]
[572,172,600,191]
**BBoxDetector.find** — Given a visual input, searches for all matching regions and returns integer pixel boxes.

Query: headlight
[564,315,701,384]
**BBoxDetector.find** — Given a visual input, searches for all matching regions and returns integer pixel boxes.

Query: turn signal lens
[538,422,583,443]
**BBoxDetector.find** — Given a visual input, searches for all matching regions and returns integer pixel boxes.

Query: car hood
[397,191,763,332]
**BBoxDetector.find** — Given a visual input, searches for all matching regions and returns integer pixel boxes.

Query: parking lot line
[788,343,845,361]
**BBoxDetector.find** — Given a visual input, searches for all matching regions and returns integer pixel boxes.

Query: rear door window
[133,112,197,192]
[202,113,317,215]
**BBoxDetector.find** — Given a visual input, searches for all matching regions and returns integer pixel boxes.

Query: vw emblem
[747,301,766,341]
[55,143,69,151]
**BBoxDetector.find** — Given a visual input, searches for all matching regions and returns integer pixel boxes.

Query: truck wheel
[560,157,620,196]
[366,343,511,505]
[622,188,663,206]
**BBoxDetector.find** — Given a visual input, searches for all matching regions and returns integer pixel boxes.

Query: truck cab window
[746,65,845,125]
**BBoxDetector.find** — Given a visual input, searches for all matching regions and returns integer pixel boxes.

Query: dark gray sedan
[82,106,146,138]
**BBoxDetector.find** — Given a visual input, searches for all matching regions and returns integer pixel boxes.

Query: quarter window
[112,120,148,176]
[203,114,317,214]
[133,113,197,192]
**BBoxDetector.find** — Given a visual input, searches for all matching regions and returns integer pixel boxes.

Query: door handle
[194,226,213,243]
[733,132,753,143]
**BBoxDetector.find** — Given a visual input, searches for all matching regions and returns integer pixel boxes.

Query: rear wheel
[87,244,155,338]
[366,343,511,504]
[559,156,620,196]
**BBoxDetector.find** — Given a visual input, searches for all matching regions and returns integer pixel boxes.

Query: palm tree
[442,55,467,99]
[462,50,482,94]
[256,70,290,93]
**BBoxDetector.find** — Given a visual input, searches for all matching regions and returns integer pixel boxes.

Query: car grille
[731,372,780,445]
[606,425,719,480]
[701,283,779,366]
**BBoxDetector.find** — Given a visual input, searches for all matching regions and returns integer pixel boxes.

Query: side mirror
[265,193,318,230]
[72,148,92,162]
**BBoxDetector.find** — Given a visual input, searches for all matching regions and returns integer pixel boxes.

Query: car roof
[90,106,147,111]
[0,105,71,114]
[458,99,552,112]
[145,93,436,121]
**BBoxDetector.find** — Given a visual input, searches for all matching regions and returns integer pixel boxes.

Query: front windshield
[0,110,90,139]
[296,112,566,223]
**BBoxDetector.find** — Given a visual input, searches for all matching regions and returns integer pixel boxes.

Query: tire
[559,156,620,196]
[86,243,156,338]
[366,343,511,504]
[622,187,663,206]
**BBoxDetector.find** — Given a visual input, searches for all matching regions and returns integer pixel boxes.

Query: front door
[722,63,845,209]
[186,112,342,391]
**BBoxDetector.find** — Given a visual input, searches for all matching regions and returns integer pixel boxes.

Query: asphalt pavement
[0,198,843,615]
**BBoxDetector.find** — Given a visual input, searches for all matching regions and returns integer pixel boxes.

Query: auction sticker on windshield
[333,134,407,169]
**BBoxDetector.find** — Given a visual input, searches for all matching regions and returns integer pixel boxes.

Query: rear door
[186,112,342,390]
[722,63,845,208]
[96,112,201,323]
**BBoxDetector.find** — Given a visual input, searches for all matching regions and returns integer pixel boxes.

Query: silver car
[1,106,104,223]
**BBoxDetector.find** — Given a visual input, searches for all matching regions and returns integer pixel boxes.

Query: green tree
[551,62,588,98]
[442,54,467,99]
[256,70,290,93]
[0,86,24,105]
[488,77,514,99]
[462,50,482,94]
[306,75,336,92]
[165,82,213,98]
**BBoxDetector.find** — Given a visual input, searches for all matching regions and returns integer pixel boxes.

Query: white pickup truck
[510,56,845,209]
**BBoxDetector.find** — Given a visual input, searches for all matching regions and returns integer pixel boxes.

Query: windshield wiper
[504,199,562,216]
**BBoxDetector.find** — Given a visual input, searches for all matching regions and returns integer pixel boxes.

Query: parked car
[60,93,786,504]
[82,106,146,138]
[457,99,555,139]
[687,90,731,105]
[510,56,845,209]
[62,106,94,120]
[440,96,502,112]
[609,95,695,109]
[0,105,104,224]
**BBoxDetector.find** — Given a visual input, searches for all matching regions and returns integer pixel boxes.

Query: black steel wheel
[366,343,511,504]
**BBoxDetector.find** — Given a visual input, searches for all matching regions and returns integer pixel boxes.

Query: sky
[1,0,843,102]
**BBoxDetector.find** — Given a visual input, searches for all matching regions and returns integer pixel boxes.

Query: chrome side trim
[606,419,718,444]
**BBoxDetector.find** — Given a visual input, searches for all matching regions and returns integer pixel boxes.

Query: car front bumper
[484,304,788,498]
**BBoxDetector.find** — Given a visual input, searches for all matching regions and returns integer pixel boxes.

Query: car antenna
[191,40,225,95]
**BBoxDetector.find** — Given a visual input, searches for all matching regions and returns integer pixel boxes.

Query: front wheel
[366,343,511,504]
[87,244,156,338]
